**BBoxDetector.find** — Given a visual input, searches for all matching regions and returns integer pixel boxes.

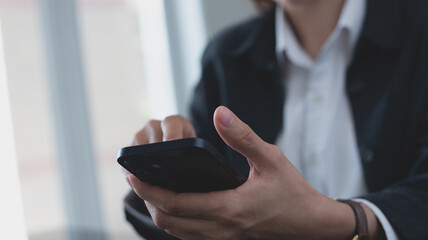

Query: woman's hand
[126,106,366,240]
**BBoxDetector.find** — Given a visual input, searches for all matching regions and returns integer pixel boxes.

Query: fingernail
[219,107,234,127]
[126,175,134,189]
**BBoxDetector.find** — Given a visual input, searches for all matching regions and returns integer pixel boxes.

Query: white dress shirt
[274,0,398,238]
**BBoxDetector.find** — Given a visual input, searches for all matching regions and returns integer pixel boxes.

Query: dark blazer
[125,0,428,239]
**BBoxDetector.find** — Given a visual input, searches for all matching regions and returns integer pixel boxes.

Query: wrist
[311,196,356,240]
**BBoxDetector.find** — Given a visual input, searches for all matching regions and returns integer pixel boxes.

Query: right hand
[132,115,197,146]
[127,115,197,228]
[122,115,197,177]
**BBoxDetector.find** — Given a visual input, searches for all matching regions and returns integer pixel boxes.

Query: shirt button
[359,145,374,163]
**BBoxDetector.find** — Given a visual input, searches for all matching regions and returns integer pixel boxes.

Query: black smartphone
[117,138,247,193]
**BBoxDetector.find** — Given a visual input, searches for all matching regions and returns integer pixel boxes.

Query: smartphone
[117,138,247,193]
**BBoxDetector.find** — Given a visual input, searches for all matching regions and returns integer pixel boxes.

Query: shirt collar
[337,0,367,52]
[275,0,366,66]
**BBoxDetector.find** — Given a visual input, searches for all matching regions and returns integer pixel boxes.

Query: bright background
[0,0,256,239]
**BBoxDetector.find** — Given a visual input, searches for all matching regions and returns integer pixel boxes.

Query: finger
[150,207,217,240]
[126,120,162,175]
[145,120,163,143]
[132,120,163,145]
[145,202,208,240]
[132,128,149,146]
[121,167,130,176]
[145,200,157,216]
[161,115,196,141]
[127,174,230,218]
[213,106,275,171]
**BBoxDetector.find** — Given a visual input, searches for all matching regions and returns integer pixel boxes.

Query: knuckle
[162,115,194,140]
[152,211,169,229]
[147,119,160,129]
[162,201,181,215]
[271,145,284,158]
[268,144,286,168]
[162,114,183,124]
[219,201,248,230]
[134,120,162,144]
[133,129,144,141]
[236,125,254,146]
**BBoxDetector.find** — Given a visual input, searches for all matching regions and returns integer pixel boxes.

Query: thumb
[213,106,273,170]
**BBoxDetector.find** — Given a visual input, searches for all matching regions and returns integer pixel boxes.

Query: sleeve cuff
[353,198,400,240]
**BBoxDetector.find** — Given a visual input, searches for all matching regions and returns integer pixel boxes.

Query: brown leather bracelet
[337,199,370,240]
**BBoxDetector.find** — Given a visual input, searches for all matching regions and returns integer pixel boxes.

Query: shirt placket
[302,60,327,192]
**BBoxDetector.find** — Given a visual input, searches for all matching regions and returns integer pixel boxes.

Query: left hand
[126,106,360,239]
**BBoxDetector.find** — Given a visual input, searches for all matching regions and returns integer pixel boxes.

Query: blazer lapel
[227,8,284,145]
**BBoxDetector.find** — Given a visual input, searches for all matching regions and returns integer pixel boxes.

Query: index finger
[161,115,196,141]
[127,174,233,219]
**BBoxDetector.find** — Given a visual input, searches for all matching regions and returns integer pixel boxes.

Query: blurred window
[0,0,67,236]
[78,0,151,237]
[0,0,254,238]
[0,0,153,238]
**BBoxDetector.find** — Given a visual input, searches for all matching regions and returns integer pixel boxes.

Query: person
[123,0,428,239]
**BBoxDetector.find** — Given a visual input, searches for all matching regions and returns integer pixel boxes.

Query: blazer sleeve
[360,104,428,239]
[189,42,250,177]
[189,45,227,153]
